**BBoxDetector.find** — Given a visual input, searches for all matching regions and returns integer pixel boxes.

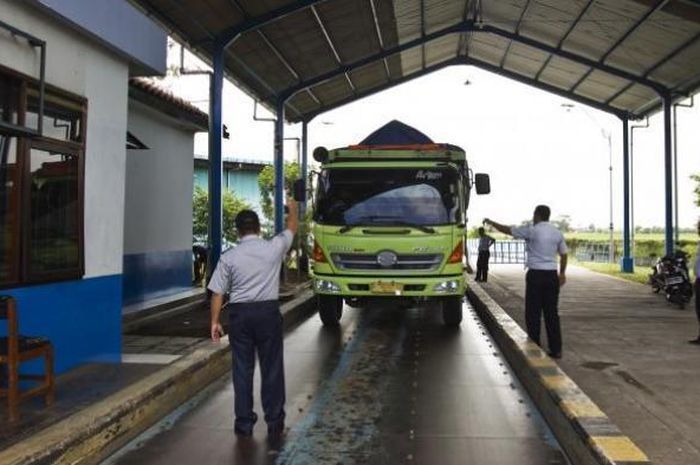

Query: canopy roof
[129,0,700,122]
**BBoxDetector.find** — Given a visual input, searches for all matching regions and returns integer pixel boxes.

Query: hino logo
[377,251,398,268]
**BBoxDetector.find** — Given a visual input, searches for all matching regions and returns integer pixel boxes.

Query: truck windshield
[315,168,461,226]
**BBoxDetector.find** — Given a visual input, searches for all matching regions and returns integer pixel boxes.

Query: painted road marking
[590,436,649,462]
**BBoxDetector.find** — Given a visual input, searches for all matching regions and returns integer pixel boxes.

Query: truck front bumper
[310,272,465,297]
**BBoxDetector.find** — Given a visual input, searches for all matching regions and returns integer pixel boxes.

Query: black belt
[229,300,279,312]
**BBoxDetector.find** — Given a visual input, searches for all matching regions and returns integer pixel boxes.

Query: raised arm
[286,197,299,235]
[484,219,513,236]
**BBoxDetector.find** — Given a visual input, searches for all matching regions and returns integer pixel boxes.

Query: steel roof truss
[282,20,670,103]
[168,1,301,116]
[220,0,328,47]
[304,57,464,122]
[462,56,630,119]
[569,0,668,94]
[310,4,357,94]
[302,55,632,123]
[368,0,391,81]
[499,0,533,69]
[281,22,465,101]
[605,28,700,105]
[534,0,596,81]
[455,0,472,56]
[480,24,668,95]
[421,0,426,69]
[257,30,301,82]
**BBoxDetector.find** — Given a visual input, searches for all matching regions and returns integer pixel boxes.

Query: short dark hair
[534,205,551,221]
[235,210,260,235]
[478,227,485,234]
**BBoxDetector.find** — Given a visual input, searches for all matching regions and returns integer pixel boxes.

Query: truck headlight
[433,280,460,293]
[316,279,341,293]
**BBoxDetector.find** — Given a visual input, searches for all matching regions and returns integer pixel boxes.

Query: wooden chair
[0,295,54,422]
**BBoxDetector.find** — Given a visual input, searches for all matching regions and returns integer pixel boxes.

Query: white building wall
[124,101,195,255]
[0,0,129,278]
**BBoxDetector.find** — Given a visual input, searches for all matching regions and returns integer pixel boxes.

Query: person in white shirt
[484,205,568,359]
[475,227,495,282]
[690,219,700,345]
[208,199,298,438]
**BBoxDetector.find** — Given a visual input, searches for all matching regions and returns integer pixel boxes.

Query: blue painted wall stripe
[122,249,192,307]
[3,275,122,374]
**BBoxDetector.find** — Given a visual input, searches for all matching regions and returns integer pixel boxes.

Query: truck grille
[331,253,443,271]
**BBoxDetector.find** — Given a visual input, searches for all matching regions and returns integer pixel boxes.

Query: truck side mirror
[474,173,490,195]
[293,178,306,202]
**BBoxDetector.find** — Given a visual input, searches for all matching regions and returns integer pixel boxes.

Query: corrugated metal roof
[128,0,700,122]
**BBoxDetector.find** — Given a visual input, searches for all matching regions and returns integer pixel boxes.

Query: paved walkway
[480,264,700,465]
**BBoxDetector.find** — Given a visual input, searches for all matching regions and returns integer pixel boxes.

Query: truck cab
[308,121,489,326]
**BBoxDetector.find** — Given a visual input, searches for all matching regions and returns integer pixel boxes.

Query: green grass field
[565,232,697,242]
[572,260,650,285]
[477,230,697,285]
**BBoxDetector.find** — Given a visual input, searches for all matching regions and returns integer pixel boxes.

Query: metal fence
[467,239,527,265]
[572,241,656,267]
[574,241,612,263]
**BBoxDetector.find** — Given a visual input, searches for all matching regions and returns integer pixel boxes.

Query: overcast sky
[161,42,700,230]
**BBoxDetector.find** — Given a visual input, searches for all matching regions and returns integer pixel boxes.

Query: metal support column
[663,97,674,257]
[621,116,633,272]
[299,120,309,272]
[207,45,225,275]
[274,100,286,234]
[301,121,309,217]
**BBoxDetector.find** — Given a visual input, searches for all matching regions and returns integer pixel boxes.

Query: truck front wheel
[442,296,463,326]
[318,295,343,326]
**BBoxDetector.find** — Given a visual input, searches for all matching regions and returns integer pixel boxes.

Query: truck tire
[319,295,343,326]
[442,296,463,326]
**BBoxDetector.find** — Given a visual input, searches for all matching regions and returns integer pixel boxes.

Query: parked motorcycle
[649,250,693,308]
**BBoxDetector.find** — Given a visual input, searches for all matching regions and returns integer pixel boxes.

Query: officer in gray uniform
[209,199,298,437]
[485,205,568,358]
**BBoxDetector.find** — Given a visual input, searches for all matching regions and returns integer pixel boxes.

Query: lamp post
[562,104,615,263]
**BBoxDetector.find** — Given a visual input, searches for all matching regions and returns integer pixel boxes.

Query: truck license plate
[370,281,403,294]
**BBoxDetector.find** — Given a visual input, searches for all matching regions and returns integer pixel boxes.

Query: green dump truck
[308,120,490,326]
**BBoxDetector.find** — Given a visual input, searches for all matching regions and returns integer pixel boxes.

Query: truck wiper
[338,224,359,234]
[339,216,436,234]
[380,221,436,234]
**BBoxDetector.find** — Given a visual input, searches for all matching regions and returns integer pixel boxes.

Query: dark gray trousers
[525,270,562,354]
[228,300,285,434]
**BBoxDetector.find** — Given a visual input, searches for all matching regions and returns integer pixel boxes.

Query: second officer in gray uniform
[209,198,298,438]
[485,205,568,358]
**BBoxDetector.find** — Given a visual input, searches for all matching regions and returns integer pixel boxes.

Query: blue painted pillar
[663,97,674,257]
[274,100,286,234]
[621,116,633,272]
[208,46,224,273]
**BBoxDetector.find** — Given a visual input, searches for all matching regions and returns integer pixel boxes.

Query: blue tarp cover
[357,120,464,152]
[359,120,434,145]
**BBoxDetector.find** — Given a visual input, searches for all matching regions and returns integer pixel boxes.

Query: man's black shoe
[688,337,700,345]
[234,427,253,437]
[548,351,562,359]
[268,423,285,438]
